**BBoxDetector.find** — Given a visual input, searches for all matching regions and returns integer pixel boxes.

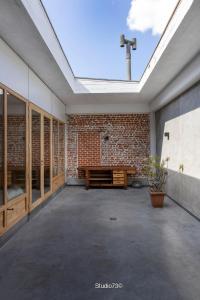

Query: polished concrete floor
[0,187,200,300]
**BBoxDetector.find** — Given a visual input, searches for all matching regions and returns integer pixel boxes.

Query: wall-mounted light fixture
[104,135,109,142]
[164,132,170,140]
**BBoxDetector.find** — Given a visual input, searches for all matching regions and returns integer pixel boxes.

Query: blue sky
[41,0,177,81]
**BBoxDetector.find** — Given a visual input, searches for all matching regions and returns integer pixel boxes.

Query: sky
[42,0,178,81]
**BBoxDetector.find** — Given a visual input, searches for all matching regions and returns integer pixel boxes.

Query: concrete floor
[0,187,200,300]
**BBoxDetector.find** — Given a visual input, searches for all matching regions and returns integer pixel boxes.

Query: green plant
[144,156,168,192]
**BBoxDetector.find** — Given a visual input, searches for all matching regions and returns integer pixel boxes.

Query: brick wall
[1,115,31,169]
[32,115,40,167]
[5,116,50,168]
[44,117,50,167]
[7,116,26,167]
[67,114,150,179]
[0,115,59,170]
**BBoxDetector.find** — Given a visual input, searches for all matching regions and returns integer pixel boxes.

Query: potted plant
[144,156,168,208]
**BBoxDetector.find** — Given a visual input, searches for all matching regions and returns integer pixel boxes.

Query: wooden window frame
[0,81,65,236]
[0,83,28,233]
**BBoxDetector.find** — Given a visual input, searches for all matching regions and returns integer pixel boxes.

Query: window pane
[7,93,26,201]
[32,110,41,203]
[0,89,4,206]
[53,119,58,177]
[44,117,50,194]
[59,122,65,174]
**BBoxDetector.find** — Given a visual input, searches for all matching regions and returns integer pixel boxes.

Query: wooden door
[30,106,42,209]
[6,92,28,227]
[0,87,5,235]
[52,119,65,192]
[29,104,52,210]
[43,114,52,198]
[0,87,28,235]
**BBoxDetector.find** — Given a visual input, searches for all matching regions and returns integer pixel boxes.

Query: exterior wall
[67,114,150,184]
[156,82,200,218]
[0,38,66,122]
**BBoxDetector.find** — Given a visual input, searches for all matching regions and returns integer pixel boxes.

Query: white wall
[67,103,150,114]
[0,38,66,122]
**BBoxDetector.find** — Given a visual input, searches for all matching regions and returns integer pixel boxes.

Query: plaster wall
[67,103,150,114]
[0,38,66,121]
[151,53,200,112]
[156,82,200,218]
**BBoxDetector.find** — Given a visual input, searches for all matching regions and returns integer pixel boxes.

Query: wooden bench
[78,166,136,189]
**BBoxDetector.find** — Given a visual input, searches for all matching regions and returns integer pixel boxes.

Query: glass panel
[7,93,26,201]
[44,117,50,194]
[0,89,4,206]
[58,122,65,174]
[53,119,58,177]
[32,110,41,203]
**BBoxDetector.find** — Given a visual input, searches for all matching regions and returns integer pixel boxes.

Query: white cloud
[127,0,179,35]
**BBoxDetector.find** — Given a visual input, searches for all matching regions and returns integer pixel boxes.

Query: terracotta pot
[150,191,165,208]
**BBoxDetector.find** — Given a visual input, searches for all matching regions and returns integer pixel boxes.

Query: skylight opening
[41,0,180,81]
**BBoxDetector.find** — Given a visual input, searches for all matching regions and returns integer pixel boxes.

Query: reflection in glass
[32,110,41,203]
[44,117,50,194]
[0,89,4,205]
[7,93,26,200]
[53,119,58,177]
[59,122,65,174]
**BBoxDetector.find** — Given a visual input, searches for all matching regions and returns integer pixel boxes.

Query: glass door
[53,119,59,178]
[0,87,28,235]
[0,88,4,234]
[52,119,65,192]
[7,94,26,201]
[0,88,4,207]
[31,109,42,205]
[30,105,52,209]
[58,122,65,175]
[6,91,28,230]
[44,116,51,196]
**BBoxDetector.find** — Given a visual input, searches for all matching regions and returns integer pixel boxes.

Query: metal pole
[126,43,131,80]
